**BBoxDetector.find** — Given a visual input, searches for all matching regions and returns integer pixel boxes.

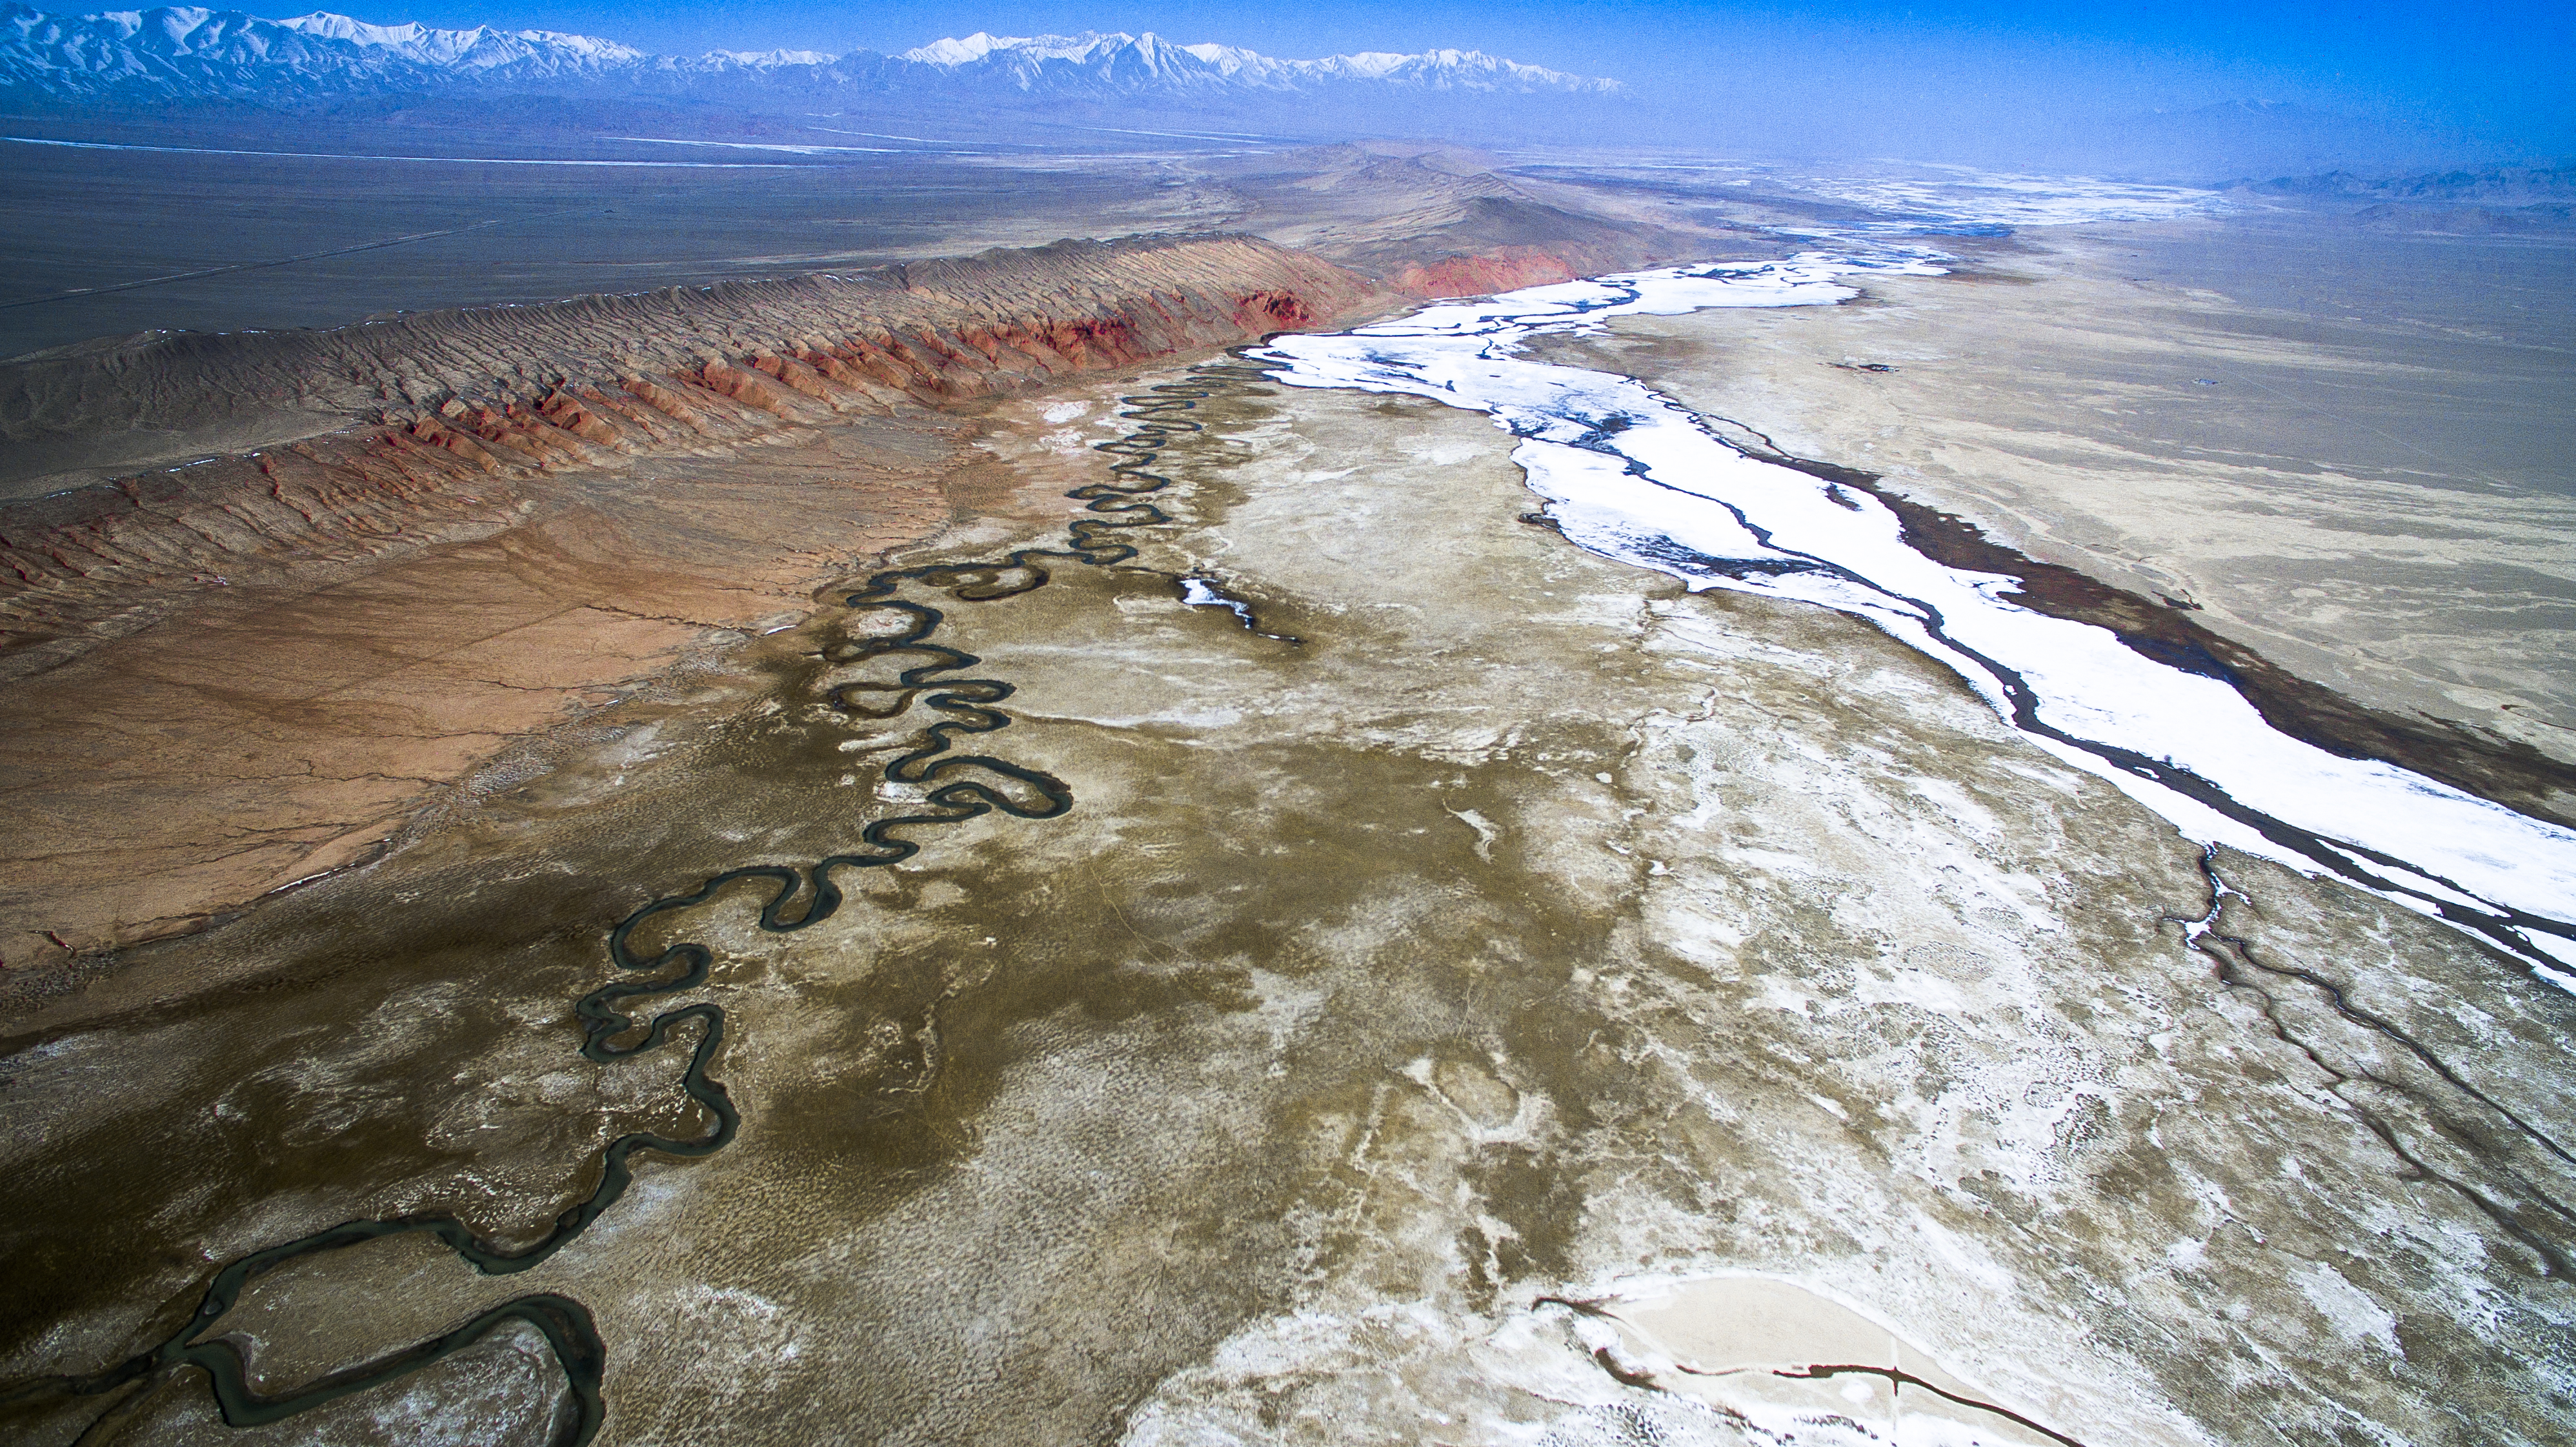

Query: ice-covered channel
[1256,258,2576,982]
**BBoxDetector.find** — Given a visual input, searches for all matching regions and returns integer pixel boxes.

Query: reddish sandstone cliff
[0,234,1383,669]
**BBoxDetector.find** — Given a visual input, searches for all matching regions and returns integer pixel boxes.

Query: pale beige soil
[0,234,1393,981]
[5,363,2569,1447]
[1541,219,2576,767]
[1584,1275,2068,1446]
[0,413,963,978]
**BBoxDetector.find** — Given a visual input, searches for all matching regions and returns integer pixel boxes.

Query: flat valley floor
[1558,214,2576,765]
[4,214,2573,1447]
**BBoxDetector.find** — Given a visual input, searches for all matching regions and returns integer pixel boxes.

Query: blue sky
[301,2,2573,157]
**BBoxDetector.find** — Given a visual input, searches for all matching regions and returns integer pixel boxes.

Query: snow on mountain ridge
[901,31,1007,66]
[276,10,641,66]
[0,5,1623,105]
[701,48,834,68]
[901,28,1619,95]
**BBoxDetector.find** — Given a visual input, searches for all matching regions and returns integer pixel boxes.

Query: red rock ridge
[1387,248,1587,298]
[0,235,1385,668]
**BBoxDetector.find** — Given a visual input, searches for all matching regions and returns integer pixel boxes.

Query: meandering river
[9,248,2572,1447]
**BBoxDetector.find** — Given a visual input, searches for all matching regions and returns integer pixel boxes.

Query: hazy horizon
[203,0,2573,165]
[8,5,2576,1446]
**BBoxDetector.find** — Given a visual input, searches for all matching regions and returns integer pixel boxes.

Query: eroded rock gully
[0,233,1383,980]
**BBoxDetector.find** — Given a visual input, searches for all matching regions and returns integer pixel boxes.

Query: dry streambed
[0,234,1383,980]
[1,341,2569,1446]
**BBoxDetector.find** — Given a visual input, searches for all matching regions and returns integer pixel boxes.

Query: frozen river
[1260,260,2576,982]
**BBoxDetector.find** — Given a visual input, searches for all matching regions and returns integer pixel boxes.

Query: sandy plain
[0,130,1725,984]
[0,126,1218,358]
[0,228,1388,982]
[4,319,2571,1447]
[1537,212,2576,769]
[0,132,1690,365]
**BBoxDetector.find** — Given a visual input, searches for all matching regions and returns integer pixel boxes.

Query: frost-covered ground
[7,175,2573,1447]
[1259,261,2576,981]
[8,338,2571,1447]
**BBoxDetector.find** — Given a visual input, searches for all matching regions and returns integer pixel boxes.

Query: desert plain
[1,129,2571,1447]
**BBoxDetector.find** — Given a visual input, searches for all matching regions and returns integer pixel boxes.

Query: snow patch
[1256,255,2576,980]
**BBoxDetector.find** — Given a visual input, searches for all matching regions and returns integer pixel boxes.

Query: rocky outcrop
[0,232,1372,486]
[0,231,1383,981]
[1384,247,1598,296]
[0,234,1382,670]
[1331,197,1722,299]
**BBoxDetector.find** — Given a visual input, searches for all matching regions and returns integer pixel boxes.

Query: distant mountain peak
[900,30,1009,66]
[0,4,1624,117]
[699,47,834,68]
[895,28,1619,95]
[275,10,644,64]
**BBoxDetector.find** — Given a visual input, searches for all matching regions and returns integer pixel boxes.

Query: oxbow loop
[6,354,1286,1446]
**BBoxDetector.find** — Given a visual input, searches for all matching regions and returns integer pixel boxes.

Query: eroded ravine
[6,265,2574,1447]
[2169,849,2576,1279]
[1,356,1281,1446]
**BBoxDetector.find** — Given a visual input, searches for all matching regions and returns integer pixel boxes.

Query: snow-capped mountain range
[0,5,1621,105]
[895,30,1612,97]
[0,6,646,96]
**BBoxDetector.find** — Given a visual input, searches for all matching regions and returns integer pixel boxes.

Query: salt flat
[3,149,2570,1447]
[6,314,2568,1445]
[1545,210,2576,769]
